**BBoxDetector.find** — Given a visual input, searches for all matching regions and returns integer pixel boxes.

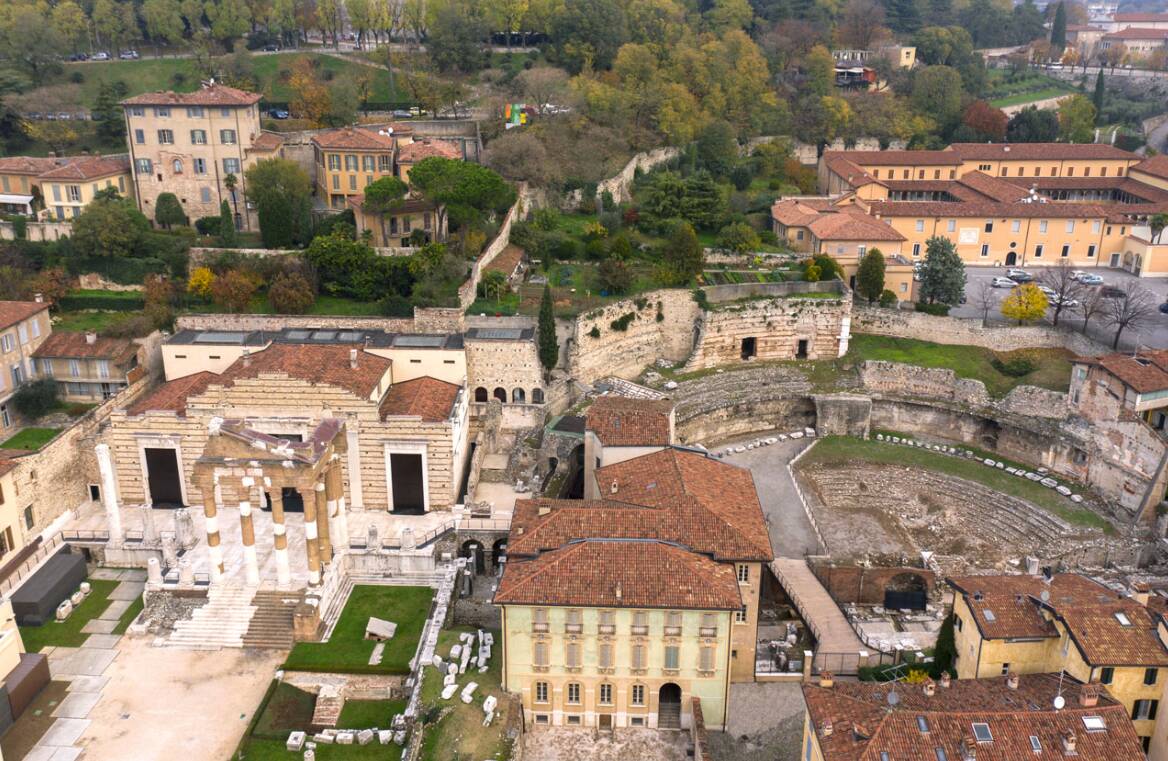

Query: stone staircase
[311,686,344,729]
[241,590,302,650]
[162,585,257,650]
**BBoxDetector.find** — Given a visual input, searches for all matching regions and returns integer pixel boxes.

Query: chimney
[961,736,977,761]
[85,332,97,345]
[614,582,621,601]
[241,347,251,367]
[33,292,43,303]
[349,348,358,369]
[923,677,936,697]
[1006,671,1019,690]
[820,718,833,737]
[537,505,551,517]
[610,479,618,494]
[1079,684,1099,708]
[1132,582,1150,607]
[940,671,952,688]
[820,671,834,688]
[1061,730,1077,755]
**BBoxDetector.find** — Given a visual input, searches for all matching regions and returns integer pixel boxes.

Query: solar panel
[193,332,247,344]
[476,328,523,340]
[395,335,446,347]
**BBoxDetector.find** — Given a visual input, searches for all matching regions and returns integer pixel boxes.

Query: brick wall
[808,561,936,606]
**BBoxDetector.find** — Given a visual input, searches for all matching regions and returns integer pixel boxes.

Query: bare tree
[1103,282,1158,349]
[1076,287,1107,335]
[1038,261,1085,326]
[971,279,997,325]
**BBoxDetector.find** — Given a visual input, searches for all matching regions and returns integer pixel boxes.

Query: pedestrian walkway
[770,558,866,675]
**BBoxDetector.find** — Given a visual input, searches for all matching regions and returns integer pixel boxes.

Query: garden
[17,577,143,652]
[984,69,1075,109]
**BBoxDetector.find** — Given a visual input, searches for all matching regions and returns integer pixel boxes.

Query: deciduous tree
[154,192,188,228]
[72,191,150,258]
[1057,94,1096,143]
[244,157,313,247]
[268,271,316,313]
[1103,282,1157,349]
[1000,282,1048,324]
[211,269,260,312]
[961,100,1007,141]
[1037,261,1084,326]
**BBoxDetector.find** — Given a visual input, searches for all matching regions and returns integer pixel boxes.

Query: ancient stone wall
[596,147,680,205]
[814,395,872,437]
[859,361,992,407]
[175,309,463,334]
[569,290,700,384]
[465,334,543,402]
[807,561,937,606]
[853,306,1108,356]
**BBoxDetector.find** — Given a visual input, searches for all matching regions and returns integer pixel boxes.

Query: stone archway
[884,572,928,610]
[461,539,486,574]
[493,387,507,402]
[491,538,508,573]
[512,388,526,404]
[474,387,488,402]
[658,683,682,729]
[531,388,544,404]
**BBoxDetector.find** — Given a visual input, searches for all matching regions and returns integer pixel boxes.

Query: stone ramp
[160,585,257,650]
[770,558,866,675]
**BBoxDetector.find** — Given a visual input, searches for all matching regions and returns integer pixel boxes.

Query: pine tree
[856,248,886,304]
[1092,70,1105,124]
[1051,1,1067,50]
[218,199,236,247]
[919,236,966,305]
[538,285,558,374]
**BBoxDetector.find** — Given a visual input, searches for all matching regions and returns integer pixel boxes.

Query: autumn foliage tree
[961,100,1008,142]
[210,269,260,312]
[268,272,316,314]
[1001,283,1048,324]
[288,58,332,127]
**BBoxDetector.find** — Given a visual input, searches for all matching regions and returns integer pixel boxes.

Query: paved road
[722,439,819,559]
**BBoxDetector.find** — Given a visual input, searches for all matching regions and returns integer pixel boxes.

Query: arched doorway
[884,572,928,611]
[531,388,544,404]
[493,387,507,402]
[1005,251,1017,266]
[512,388,526,403]
[491,538,508,574]
[474,387,488,402]
[461,539,485,574]
[658,683,682,729]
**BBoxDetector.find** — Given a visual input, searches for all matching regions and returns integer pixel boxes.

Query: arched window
[493,387,506,402]
[474,387,488,403]
[531,388,544,404]
[172,159,183,174]
[512,388,526,403]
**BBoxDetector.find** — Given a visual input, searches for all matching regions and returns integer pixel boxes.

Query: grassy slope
[419,626,512,761]
[18,579,119,651]
[801,436,1111,531]
[0,428,61,450]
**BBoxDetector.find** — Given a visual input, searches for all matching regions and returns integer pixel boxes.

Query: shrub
[194,216,220,235]
[379,293,413,317]
[100,313,156,338]
[609,312,636,331]
[10,216,27,240]
[12,379,59,420]
[914,301,950,316]
[56,293,145,311]
[692,288,709,310]
[879,289,898,307]
[588,325,600,338]
[268,272,316,314]
[804,263,821,282]
[991,355,1037,377]
[211,269,260,312]
[187,266,216,299]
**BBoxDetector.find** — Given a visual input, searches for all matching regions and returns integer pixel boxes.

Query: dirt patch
[0,680,70,760]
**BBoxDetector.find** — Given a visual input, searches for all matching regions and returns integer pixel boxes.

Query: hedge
[65,256,170,285]
[57,293,145,312]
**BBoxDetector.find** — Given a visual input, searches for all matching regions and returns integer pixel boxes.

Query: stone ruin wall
[569,290,700,384]
[807,560,937,606]
[175,308,465,336]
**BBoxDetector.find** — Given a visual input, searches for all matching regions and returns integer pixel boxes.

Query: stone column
[345,421,364,510]
[203,480,224,582]
[269,488,291,588]
[95,443,122,543]
[315,481,332,565]
[326,462,348,555]
[301,485,321,586]
[239,476,259,586]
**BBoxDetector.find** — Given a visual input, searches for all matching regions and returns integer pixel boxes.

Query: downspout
[722,609,732,729]
[499,605,508,691]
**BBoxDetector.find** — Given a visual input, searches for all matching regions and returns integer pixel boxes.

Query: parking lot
[933,265,1168,351]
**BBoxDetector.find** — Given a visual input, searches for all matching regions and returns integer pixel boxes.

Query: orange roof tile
[379,376,460,422]
[32,332,137,365]
[250,132,284,152]
[311,126,397,151]
[807,211,905,242]
[1079,350,1168,394]
[0,157,72,176]
[948,142,1139,161]
[948,574,1108,640]
[397,139,461,163]
[0,301,48,331]
[37,155,129,181]
[121,83,262,107]
[1132,154,1168,182]
[125,371,217,416]
[585,396,673,446]
[869,200,1112,219]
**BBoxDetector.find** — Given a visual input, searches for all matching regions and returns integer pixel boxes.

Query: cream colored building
[350,196,446,247]
[32,331,142,403]
[0,301,51,433]
[39,156,133,221]
[582,396,674,499]
[312,125,406,209]
[122,82,283,231]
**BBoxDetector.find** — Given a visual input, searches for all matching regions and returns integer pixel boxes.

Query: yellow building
[496,446,774,731]
[801,671,1147,761]
[122,82,283,231]
[32,331,143,403]
[0,157,63,216]
[349,196,446,247]
[38,156,133,221]
[0,300,51,433]
[949,573,1168,752]
[311,125,408,209]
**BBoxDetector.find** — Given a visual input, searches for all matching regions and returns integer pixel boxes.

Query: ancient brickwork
[465,335,543,403]
[684,294,849,370]
[570,290,700,384]
[807,561,937,606]
[669,365,820,445]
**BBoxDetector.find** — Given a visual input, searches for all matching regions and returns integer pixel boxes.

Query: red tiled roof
[772,199,836,228]
[1058,603,1168,667]
[494,539,743,609]
[869,200,1112,219]
[1103,27,1168,39]
[398,139,461,163]
[250,132,284,152]
[802,673,1146,761]
[0,301,48,331]
[1132,154,1168,182]
[483,244,525,276]
[347,194,438,215]
[823,155,884,188]
[126,371,217,416]
[1080,350,1168,394]
[948,573,1108,640]
[379,376,460,422]
[311,126,397,151]
[807,210,905,242]
[954,171,1031,202]
[947,143,1139,161]
[37,155,129,181]
[0,157,71,176]
[585,396,673,446]
[828,149,962,166]
[32,332,137,365]
[121,84,262,107]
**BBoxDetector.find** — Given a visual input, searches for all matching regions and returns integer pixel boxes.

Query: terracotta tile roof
[32,332,137,365]
[954,171,1032,202]
[0,157,72,176]
[823,155,884,188]
[37,155,129,181]
[947,143,1139,161]
[869,200,1112,219]
[807,210,905,242]
[948,573,1108,640]
[802,673,1145,761]
[1104,27,1168,39]
[249,132,284,152]
[494,539,743,609]
[772,199,832,228]
[125,344,391,415]
[311,126,397,151]
[829,149,961,166]
[379,376,460,422]
[1114,12,1168,22]
[585,396,673,446]
[1080,350,1168,394]
[1132,154,1168,181]
[1058,603,1168,666]
[0,301,48,330]
[397,139,461,163]
[121,83,262,107]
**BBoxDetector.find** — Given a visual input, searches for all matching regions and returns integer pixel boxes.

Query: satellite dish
[1041,590,1051,602]
[887,691,900,706]
[1053,695,1066,710]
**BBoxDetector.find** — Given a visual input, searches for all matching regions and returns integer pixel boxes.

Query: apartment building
[349,197,446,247]
[39,156,132,221]
[32,332,141,403]
[1069,349,1168,433]
[948,573,1168,751]
[1101,27,1168,54]
[311,125,406,209]
[801,671,1146,761]
[497,446,773,731]
[0,301,51,433]
[122,82,283,231]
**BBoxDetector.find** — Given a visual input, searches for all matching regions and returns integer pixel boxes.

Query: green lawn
[989,87,1073,108]
[112,596,144,635]
[420,626,512,761]
[18,579,119,651]
[0,428,61,451]
[52,311,131,333]
[801,436,1112,531]
[338,698,408,730]
[845,334,1073,397]
[283,585,433,674]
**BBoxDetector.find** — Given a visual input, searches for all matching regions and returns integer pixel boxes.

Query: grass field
[283,585,433,674]
[845,334,1073,396]
[989,87,1073,108]
[419,626,512,761]
[18,579,119,652]
[0,428,61,450]
[801,436,1111,531]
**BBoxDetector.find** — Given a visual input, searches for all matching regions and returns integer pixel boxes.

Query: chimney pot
[610,479,618,494]
[1080,684,1099,708]
[820,671,834,688]
[1062,730,1077,755]
[349,348,358,369]
[1006,671,1019,690]
[614,582,622,600]
[962,736,977,760]
[923,677,936,697]
[940,671,952,688]
[85,332,97,344]
[33,292,43,303]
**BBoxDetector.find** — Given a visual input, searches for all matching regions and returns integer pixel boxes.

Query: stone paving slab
[81,619,117,634]
[97,599,133,620]
[39,717,89,746]
[120,569,147,581]
[108,581,145,601]
[47,748,83,761]
[51,648,117,678]
[52,692,101,719]
[66,675,109,693]
[83,634,122,649]
[22,747,60,761]
[88,569,124,581]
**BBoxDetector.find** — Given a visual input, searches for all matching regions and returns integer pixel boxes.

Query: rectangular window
[39,359,52,377]
[345,155,359,171]
[664,645,680,670]
[17,325,27,345]
[328,154,341,170]
[220,129,237,144]
[912,243,921,257]
[1039,220,1048,233]
[1093,220,1101,233]
[51,185,61,202]
[1061,244,1070,258]
[534,682,548,703]
[221,107,231,117]
[980,244,989,257]
[194,158,207,174]
[363,155,376,172]
[1101,167,1108,176]
[66,186,81,202]
[598,642,613,669]
[632,643,646,670]
[699,646,714,672]
[599,684,612,704]
[200,187,212,203]
[598,609,615,634]
[737,564,750,583]
[1087,245,1096,258]
[349,174,357,191]
[130,106,144,117]
[631,685,645,705]
[533,608,548,632]
[191,129,207,144]
[10,364,24,387]
[69,359,81,377]
[735,606,747,623]
[332,175,340,190]
[379,155,392,172]
[533,641,548,667]
[157,129,174,144]
[1146,668,1159,686]
[1034,244,1043,258]
[915,219,925,232]
[1133,699,1159,721]
[665,610,682,634]
[947,220,955,232]
[1000,663,1011,676]
[566,642,581,668]
[155,107,170,118]
[0,334,12,353]
[632,611,648,635]
[984,220,994,233]
[567,683,580,704]
[1011,220,1020,233]
[186,106,204,118]
[134,129,145,144]
[223,158,241,174]
[1066,220,1076,233]
[1034,166,1041,176]
[97,360,110,378]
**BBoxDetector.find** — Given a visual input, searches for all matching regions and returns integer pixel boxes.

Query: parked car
[263,44,281,52]
[991,277,1017,288]
[119,50,139,60]
[1036,284,1057,298]
[67,52,88,61]
[1052,296,1079,309]
[1101,285,1126,299]
[1005,268,1033,282]
[1078,273,1104,285]
[91,51,110,61]
[1070,269,1088,281]
[56,112,71,121]
[1159,301,1168,314]
[268,108,289,119]
[392,109,414,119]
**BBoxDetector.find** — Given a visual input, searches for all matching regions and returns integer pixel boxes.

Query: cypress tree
[856,248,886,304]
[1050,1,1067,50]
[538,285,558,374]
[1092,70,1105,124]
[217,200,236,247]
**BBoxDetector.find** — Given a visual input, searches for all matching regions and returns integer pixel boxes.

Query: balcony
[532,623,548,634]
[598,624,616,636]
[664,626,682,637]
[631,625,649,636]
[699,627,718,638]
[565,624,583,634]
